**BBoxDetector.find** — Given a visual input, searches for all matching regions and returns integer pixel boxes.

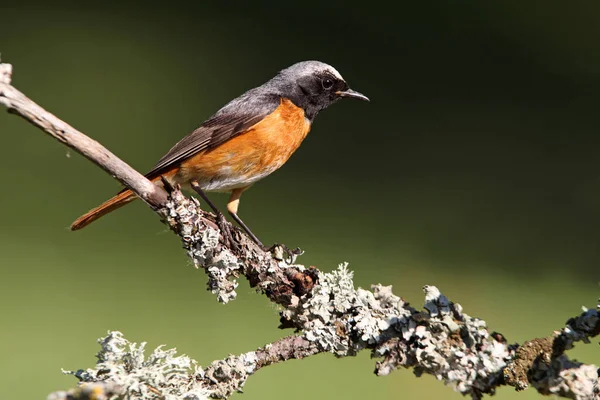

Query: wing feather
[143,92,281,180]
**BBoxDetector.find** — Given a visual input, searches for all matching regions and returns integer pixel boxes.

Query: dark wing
[144,91,281,180]
[144,112,265,179]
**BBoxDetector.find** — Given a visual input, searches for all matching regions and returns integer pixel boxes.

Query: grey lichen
[531,355,598,399]
[59,331,208,400]
[594,369,600,400]
[201,352,258,398]
[412,285,512,396]
[162,190,241,303]
[281,264,514,398]
[49,332,312,400]
[287,264,413,356]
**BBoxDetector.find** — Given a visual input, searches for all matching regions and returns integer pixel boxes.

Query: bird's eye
[322,78,334,90]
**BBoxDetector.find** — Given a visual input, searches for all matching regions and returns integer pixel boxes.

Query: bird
[70,60,369,249]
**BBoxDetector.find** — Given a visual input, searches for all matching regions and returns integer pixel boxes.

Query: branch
[48,331,321,400]
[47,285,600,400]
[0,63,167,209]
[1,62,598,400]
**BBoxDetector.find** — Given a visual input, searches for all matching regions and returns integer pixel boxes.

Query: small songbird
[71,61,369,248]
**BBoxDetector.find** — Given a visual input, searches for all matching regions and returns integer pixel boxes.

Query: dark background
[1,2,599,399]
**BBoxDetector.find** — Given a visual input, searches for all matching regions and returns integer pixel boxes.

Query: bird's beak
[336,88,370,102]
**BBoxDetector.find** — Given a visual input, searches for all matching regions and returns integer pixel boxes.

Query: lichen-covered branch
[0,61,598,400]
[47,282,599,400]
[47,331,322,400]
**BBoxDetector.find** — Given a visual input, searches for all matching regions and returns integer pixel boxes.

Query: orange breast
[176,98,311,191]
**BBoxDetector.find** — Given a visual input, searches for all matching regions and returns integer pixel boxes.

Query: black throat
[284,90,323,122]
[272,81,324,122]
[290,97,321,121]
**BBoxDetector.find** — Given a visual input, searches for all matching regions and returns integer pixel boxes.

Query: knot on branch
[504,303,600,398]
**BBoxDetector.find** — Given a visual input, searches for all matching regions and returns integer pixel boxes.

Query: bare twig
[0,63,168,209]
[1,62,598,400]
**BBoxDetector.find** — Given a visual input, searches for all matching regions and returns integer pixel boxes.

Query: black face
[297,71,349,106]
[276,65,369,121]
[298,71,348,98]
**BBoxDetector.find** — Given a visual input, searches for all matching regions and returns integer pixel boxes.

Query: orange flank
[175,98,311,189]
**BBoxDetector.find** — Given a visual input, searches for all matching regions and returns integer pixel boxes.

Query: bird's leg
[227,188,265,248]
[190,181,238,250]
[159,176,175,194]
[227,189,302,262]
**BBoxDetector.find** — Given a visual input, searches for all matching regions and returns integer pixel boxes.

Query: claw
[266,243,303,264]
[216,213,240,252]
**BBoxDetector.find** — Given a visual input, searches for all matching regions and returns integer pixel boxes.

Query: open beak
[336,88,370,102]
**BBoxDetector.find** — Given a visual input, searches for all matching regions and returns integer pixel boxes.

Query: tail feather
[71,171,176,231]
[70,190,137,231]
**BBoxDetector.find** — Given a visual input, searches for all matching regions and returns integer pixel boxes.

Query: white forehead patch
[281,61,346,81]
[323,65,343,80]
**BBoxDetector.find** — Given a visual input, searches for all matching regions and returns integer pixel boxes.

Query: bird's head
[271,60,369,120]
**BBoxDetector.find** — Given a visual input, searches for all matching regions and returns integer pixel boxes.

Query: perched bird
[71,61,369,248]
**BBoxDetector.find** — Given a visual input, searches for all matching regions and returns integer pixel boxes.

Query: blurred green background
[1,2,599,399]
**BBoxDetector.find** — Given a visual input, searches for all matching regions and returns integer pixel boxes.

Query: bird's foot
[216,213,240,252]
[265,243,303,264]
